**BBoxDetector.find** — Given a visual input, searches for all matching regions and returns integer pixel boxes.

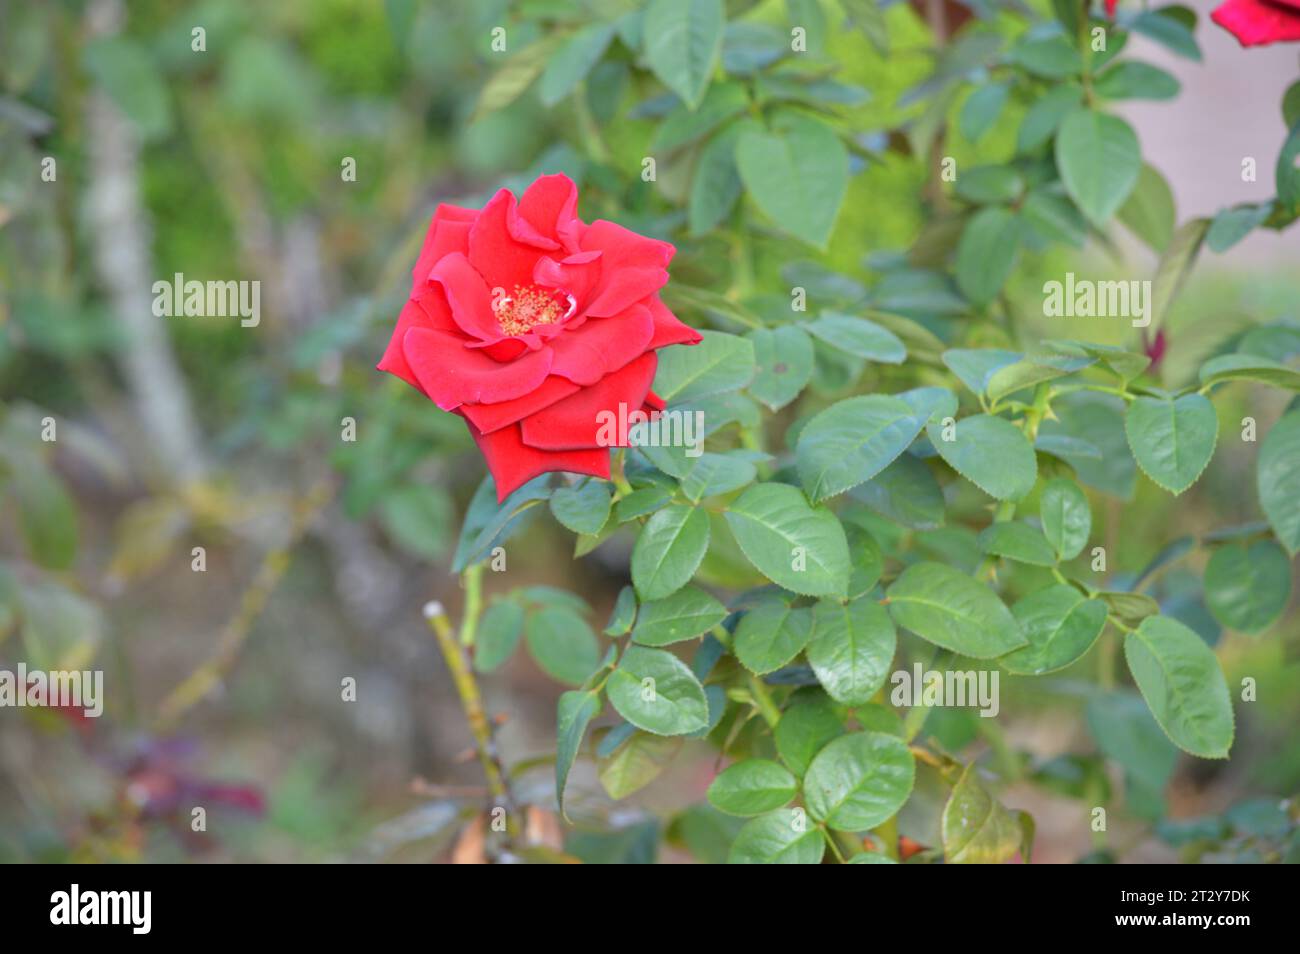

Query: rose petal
[518,173,580,246]
[520,353,658,450]
[579,220,674,317]
[1211,0,1300,44]
[465,416,610,502]
[468,189,556,291]
[403,326,552,410]
[460,374,582,434]
[410,204,475,295]
[548,303,655,386]
[377,293,461,392]
[646,296,703,349]
[430,252,502,342]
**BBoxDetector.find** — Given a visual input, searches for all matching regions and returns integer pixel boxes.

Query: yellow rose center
[494,285,567,337]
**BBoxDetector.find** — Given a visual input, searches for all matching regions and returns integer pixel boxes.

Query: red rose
[378,174,701,501]
[1212,0,1300,45]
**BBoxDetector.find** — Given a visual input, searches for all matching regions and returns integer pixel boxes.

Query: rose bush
[399,0,1300,865]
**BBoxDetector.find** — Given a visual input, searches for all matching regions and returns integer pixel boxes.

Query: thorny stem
[424,598,520,837]
[156,474,336,727]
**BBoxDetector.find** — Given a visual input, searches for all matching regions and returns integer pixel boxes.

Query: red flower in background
[379,174,700,500]
[1212,0,1300,45]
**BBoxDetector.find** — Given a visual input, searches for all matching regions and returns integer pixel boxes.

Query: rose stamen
[494,284,566,336]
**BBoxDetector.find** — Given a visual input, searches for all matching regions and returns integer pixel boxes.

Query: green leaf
[1055,109,1141,227]
[1000,585,1108,675]
[734,600,814,674]
[1201,202,1263,254]
[631,504,711,600]
[954,165,1024,204]
[1044,339,1151,384]
[850,455,945,530]
[707,759,798,816]
[724,483,851,597]
[955,207,1022,307]
[728,808,826,863]
[606,645,710,736]
[598,730,682,799]
[632,586,728,646]
[616,486,673,521]
[653,81,748,151]
[1017,83,1082,154]
[942,764,1026,864]
[1131,9,1201,61]
[474,600,525,673]
[796,395,926,502]
[690,118,759,234]
[1040,477,1092,560]
[1039,392,1136,499]
[1258,411,1300,554]
[604,585,638,636]
[846,525,884,600]
[452,476,552,572]
[526,606,600,686]
[1204,540,1292,634]
[83,38,172,141]
[736,114,849,248]
[1117,163,1176,252]
[960,82,1010,142]
[886,562,1026,658]
[549,479,612,535]
[1094,61,1180,101]
[1124,615,1234,759]
[1124,393,1217,495]
[986,354,1093,406]
[747,325,815,410]
[556,689,602,818]
[1198,353,1300,392]
[928,414,1038,501]
[803,731,915,831]
[803,313,906,363]
[1022,187,1088,247]
[942,348,1022,397]
[806,598,896,706]
[841,0,889,53]
[653,330,755,403]
[1007,36,1082,78]
[643,0,725,110]
[679,452,757,502]
[1206,203,1273,253]
[775,696,843,776]
[470,35,564,122]
[848,851,897,864]
[1150,218,1209,331]
[1087,691,1177,814]
[978,521,1057,567]
[1099,590,1160,628]
[538,24,615,106]
[10,463,78,570]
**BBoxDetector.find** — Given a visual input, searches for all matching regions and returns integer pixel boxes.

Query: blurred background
[0,0,1297,863]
